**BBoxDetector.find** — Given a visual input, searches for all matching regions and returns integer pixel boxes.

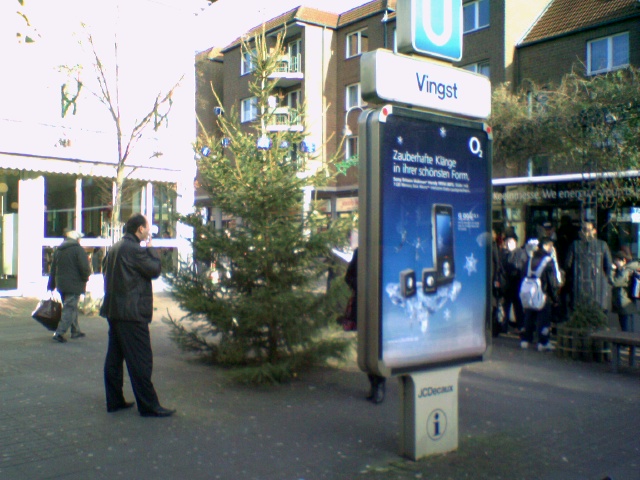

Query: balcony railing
[274,54,301,73]
[269,55,303,87]
[266,107,303,132]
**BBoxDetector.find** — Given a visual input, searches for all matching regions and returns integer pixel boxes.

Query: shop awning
[0,153,183,183]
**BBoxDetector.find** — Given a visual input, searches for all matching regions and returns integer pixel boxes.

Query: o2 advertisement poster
[377,109,491,370]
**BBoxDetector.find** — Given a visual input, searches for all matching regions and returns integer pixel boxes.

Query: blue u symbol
[413,0,462,60]
[422,0,453,47]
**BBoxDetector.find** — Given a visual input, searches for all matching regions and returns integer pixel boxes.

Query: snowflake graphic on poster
[464,253,478,275]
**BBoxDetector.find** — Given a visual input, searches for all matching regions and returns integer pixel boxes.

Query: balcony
[266,107,303,132]
[268,55,303,88]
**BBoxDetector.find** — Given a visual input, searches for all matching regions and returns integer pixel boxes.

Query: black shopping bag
[32,298,62,331]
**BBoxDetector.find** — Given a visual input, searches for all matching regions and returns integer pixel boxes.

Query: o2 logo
[469,136,483,158]
[412,0,462,61]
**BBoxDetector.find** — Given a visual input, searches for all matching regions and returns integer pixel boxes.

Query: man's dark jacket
[47,238,91,294]
[100,233,161,323]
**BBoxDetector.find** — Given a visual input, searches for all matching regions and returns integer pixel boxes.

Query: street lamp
[343,105,365,137]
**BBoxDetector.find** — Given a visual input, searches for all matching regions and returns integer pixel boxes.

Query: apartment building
[516,0,640,86]
[201,0,556,218]
[199,0,640,252]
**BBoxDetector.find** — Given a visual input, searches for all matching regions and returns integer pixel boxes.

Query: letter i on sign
[412,0,463,61]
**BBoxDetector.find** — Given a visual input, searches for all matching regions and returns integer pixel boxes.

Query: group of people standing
[493,220,637,351]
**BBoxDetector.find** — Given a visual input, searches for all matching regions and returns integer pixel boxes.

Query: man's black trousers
[104,320,160,414]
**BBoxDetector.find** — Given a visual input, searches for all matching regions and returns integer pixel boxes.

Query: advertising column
[358,107,492,459]
[358,0,492,461]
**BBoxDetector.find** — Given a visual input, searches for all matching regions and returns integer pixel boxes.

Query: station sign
[361,49,491,119]
[396,0,463,61]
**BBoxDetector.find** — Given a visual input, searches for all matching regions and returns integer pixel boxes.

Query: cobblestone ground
[0,294,638,480]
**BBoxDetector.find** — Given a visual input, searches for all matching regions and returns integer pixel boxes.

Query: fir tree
[166,27,353,384]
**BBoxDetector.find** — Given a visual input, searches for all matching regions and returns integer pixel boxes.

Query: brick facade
[517,18,640,86]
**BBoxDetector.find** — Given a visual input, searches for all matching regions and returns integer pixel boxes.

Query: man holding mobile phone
[100,213,175,417]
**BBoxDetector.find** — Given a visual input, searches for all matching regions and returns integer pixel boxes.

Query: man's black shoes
[140,406,176,418]
[52,333,67,343]
[71,332,86,339]
[107,401,135,413]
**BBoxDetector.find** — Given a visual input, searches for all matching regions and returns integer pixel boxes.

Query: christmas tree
[167,27,353,384]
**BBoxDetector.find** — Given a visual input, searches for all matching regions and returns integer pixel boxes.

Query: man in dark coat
[100,213,175,417]
[47,230,91,343]
[564,221,613,313]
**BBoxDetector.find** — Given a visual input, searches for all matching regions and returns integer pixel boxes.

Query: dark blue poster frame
[358,105,492,377]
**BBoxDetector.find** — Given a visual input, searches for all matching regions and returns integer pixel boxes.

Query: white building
[0,0,198,296]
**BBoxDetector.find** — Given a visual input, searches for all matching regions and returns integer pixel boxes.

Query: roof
[521,0,640,46]
[221,0,396,52]
[338,0,396,27]
[222,6,339,52]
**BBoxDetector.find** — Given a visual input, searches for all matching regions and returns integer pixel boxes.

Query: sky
[193,0,372,51]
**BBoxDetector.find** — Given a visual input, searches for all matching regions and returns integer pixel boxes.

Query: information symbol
[427,409,448,441]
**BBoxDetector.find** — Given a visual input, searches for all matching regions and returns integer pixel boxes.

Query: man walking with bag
[47,230,91,343]
[100,213,175,417]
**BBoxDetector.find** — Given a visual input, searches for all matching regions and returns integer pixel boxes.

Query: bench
[590,331,640,373]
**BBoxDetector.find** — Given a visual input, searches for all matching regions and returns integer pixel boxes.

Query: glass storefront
[153,183,177,238]
[37,174,178,278]
[45,174,76,238]
[493,177,640,263]
[0,172,19,289]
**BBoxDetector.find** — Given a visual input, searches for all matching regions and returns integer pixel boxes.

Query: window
[287,90,301,124]
[287,90,301,109]
[288,39,302,72]
[241,49,256,75]
[346,136,358,160]
[153,183,177,239]
[463,0,489,33]
[45,174,76,237]
[587,32,629,75]
[81,177,112,238]
[345,83,362,110]
[241,96,258,122]
[346,29,368,58]
[462,61,490,78]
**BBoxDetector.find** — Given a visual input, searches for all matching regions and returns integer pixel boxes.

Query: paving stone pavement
[0,294,639,480]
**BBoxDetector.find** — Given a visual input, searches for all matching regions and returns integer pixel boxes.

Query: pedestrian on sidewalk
[500,233,527,333]
[610,250,638,332]
[47,230,91,343]
[100,213,175,418]
[520,237,560,352]
[344,248,386,404]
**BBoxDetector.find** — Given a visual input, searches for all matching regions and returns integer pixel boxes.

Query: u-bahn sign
[396,0,463,61]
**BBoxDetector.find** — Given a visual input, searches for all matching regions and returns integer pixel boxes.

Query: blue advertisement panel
[378,111,490,369]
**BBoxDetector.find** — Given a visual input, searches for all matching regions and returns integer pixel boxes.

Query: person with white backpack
[519,237,560,351]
